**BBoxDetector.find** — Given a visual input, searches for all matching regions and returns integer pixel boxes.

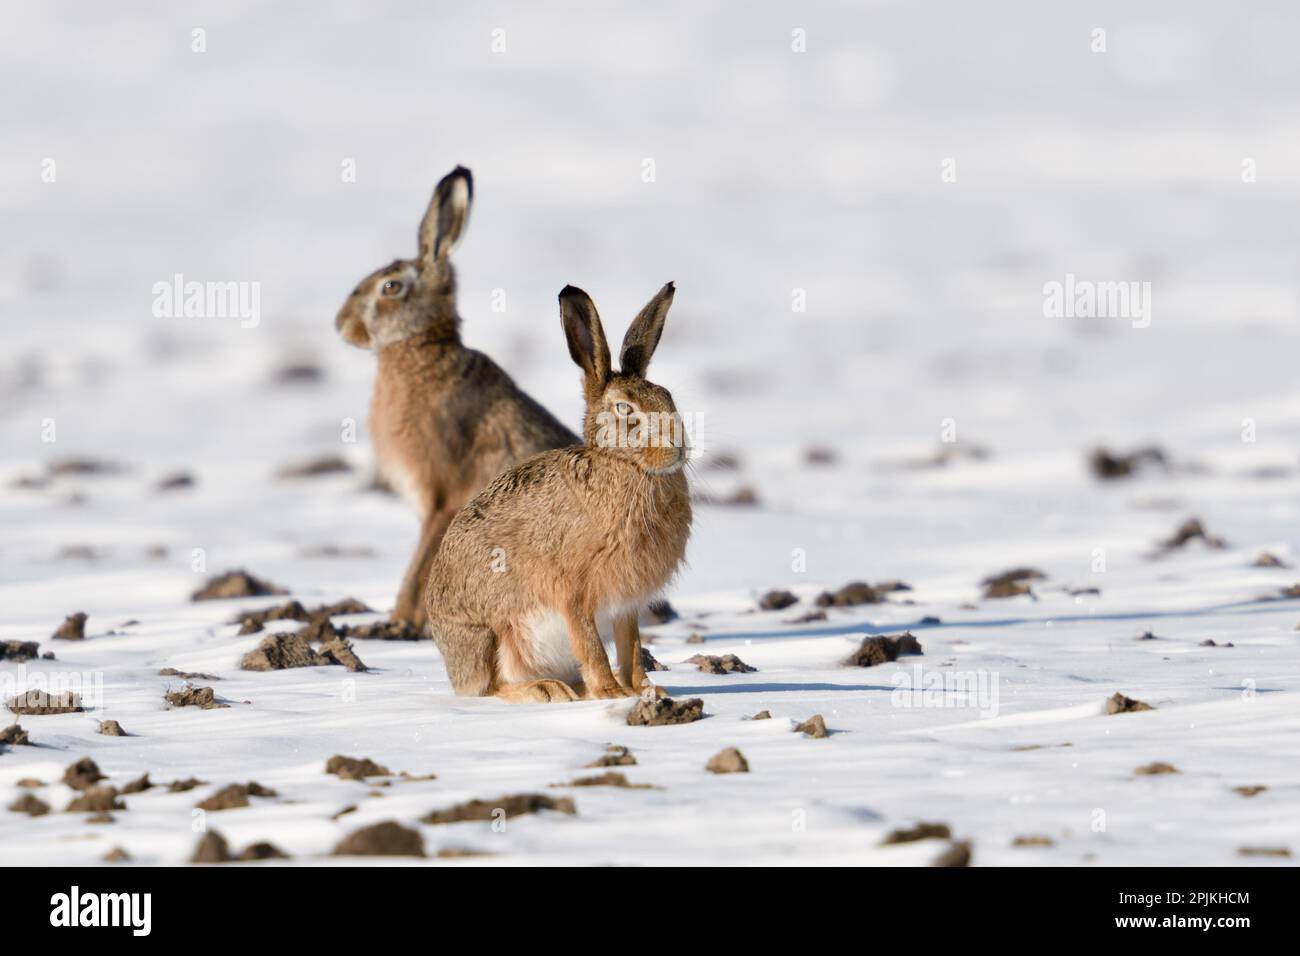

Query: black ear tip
[559,284,586,301]
[664,281,676,295]
[438,166,473,199]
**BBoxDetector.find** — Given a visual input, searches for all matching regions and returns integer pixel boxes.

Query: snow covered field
[2,1,1299,866]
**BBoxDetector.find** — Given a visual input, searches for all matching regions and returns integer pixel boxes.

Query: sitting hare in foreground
[425,283,692,702]
[335,166,577,628]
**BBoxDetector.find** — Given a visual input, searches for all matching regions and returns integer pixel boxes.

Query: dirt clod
[165,686,228,710]
[7,690,82,715]
[760,589,799,611]
[1106,692,1153,715]
[121,774,152,794]
[1135,762,1179,775]
[706,747,749,774]
[794,714,829,738]
[233,599,310,628]
[587,745,636,768]
[1088,445,1166,480]
[788,610,828,624]
[233,597,374,632]
[191,569,288,602]
[844,632,923,667]
[1159,517,1227,551]
[882,821,952,844]
[642,599,678,625]
[627,696,705,726]
[639,647,668,672]
[1234,785,1267,797]
[696,485,760,507]
[51,612,88,640]
[421,793,576,825]
[325,755,392,780]
[276,455,353,479]
[9,793,50,817]
[1238,846,1291,858]
[318,632,368,672]
[169,778,205,792]
[103,846,131,862]
[190,831,232,863]
[48,457,125,477]
[63,757,105,791]
[67,785,124,813]
[749,710,772,721]
[336,619,425,641]
[241,624,368,672]
[982,568,1046,599]
[0,641,41,661]
[240,632,318,670]
[933,840,973,867]
[561,771,651,789]
[0,724,31,746]
[155,471,195,491]
[239,841,290,860]
[816,581,885,607]
[1012,835,1055,847]
[333,820,425,857]
[196,782,277,811]
[98,719,128,736]
[686,653,757,674]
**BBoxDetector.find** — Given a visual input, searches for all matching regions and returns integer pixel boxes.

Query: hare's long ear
[619,282,675,377]
[560,285,611,390]
[418,166,473,266]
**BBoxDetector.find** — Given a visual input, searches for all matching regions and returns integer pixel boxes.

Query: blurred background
[2,0,1298,604]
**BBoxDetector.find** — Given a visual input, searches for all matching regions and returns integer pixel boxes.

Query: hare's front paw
[586,681,640,700]
[618,674,667,698]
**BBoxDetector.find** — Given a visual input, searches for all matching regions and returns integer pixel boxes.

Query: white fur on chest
[502,599,651,685]
[381,457,427,518]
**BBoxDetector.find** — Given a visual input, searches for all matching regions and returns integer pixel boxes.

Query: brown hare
[335,166,577,628]
[425,282,692,703]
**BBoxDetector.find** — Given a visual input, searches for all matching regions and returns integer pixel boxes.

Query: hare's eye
[614,401,634,417]
[381,280,404,296]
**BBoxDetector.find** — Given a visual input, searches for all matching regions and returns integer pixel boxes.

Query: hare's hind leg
[429,618,499,697]
[394,509,454,627]
[494,679,580,703]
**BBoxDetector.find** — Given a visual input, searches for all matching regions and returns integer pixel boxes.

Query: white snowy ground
[2,1,1299,865]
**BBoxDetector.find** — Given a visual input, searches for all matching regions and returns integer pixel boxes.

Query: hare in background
[335,166,577,628]
[425,282,692,702]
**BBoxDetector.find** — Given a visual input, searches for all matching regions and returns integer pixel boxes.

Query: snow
[2,0,1299,865]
